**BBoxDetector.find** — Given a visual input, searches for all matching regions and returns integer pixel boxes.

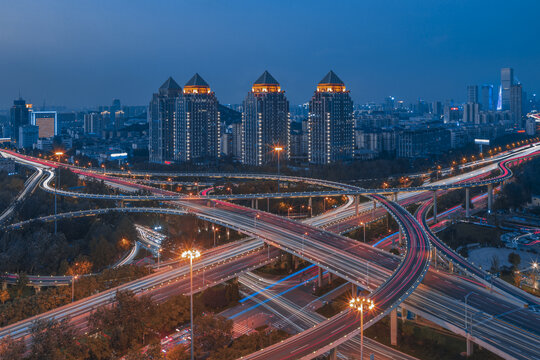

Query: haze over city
[2,0,540,107]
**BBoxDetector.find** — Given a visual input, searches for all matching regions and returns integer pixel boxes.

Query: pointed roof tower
[317,71,346,92]
[253,71,281,93]
[159,77,182,96]
[184,73,211,94]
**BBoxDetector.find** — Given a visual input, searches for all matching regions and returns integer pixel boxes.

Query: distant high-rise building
[242,71,290,166]
[84,112,106,135]
[231,122,242,161]
[481,84,494,110]
[501,67,514,110]
[308,71,354,164]
[467,85,478,104]
[148,77,183,163]
[10,98,30,144]
[384,96,395,112]
[443,106,460,124]
[432,101,443,117]
[176,73,220,162]
[18,125,38,149]
[463,103,479,124]
[31,111,57,138]
[510,84,523,125]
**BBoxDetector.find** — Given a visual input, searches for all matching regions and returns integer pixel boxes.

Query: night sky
[1,0,539,108]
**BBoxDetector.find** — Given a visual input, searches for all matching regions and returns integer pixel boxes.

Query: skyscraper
[481,84,494,110]
[510,84,523,125]
[148,77,182,163]
[10,98,30,144]
[463,103,479,124]
[242,71,290,166]
[466,85,478,104]
[501,67,514,110]
[308,71,354,164]
[176,73,220,162]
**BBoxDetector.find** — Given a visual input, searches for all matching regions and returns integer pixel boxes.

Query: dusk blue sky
[1,0,539,108]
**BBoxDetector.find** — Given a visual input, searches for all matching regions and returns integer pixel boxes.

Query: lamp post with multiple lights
[182,249,201,360]
[349,297,375,360]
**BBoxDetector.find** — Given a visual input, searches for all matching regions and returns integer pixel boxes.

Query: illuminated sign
[474,139,490,145]
[110,152,128,158]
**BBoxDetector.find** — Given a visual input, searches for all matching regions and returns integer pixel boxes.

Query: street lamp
[182,249,201,360]
[71,274,78,302]
[157,248,162,269]
[360,222,366,243]
[54,151,64,235]
[254,214,260,230]
[288,206,293,219]
[349,297,375,360]
[323,197,329,212]
[274,146,283,192]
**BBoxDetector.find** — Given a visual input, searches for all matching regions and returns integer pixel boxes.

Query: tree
[89,290,158,354]
[0,290,10,304]
[166,344,190,360]
[28,319,83,360]
[66,256,93,276]
[0,336,26,360]
[489,255,500,274]
[508,252,521,269]
[194,313,233,356]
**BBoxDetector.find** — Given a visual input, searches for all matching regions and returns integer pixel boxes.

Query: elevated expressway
[1,147,540,359]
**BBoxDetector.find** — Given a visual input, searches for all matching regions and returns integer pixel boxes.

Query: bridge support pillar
[449,262,454,273]
[393,192,398,202]
[391,308,398,346]
[267,198,270,212]
[328,272,333,285]
[433,190,438,223]
[399,227,404,246]
[465,188,470,218]
[351,282,357,297]
[308,197,313,217]
[432,247,437,268]
[2,282,7,290]
[372,200,376,220]
[251,199,255,209]
[466,337,473,357]
[318,267,323,287]
[355,195,359,216]
[255,198,258,210]
[401,307,408,323]
[329,348,337,360]
[487,184,493,214]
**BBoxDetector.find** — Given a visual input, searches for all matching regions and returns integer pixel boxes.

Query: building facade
[31,111,57,138]
[501,67,514,110]
[176,73,220,162]
[10,98,30,144]
[148,77,182,163]
[242,71,290,166]
[308,71,354,164]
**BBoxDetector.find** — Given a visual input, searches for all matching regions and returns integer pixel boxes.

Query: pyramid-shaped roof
[254,70,279,85]
[185,73,209,87]
[319,71,344,85]
[159,77,182,90]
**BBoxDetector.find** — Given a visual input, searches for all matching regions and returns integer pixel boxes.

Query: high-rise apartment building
[481,84,494,110]
[31,111,57,138]
[148,77,183,163]
[501,67,514,110]
[308,71,354,164]
[10,98,30,144]
[510,84,523,125]
[176,73,220,162]
[463,103,479,124]
[242,71,290,166]
[467,85,478,104]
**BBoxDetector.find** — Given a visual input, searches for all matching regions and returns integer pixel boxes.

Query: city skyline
[1,0,540,108]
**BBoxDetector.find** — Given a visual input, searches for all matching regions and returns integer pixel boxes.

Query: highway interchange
[1,143,540,359]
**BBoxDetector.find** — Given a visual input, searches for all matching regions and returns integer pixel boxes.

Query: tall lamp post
[182,249,201,360]
[54,151,64,235]
[71,274,78,302]
[274,146,283,192]
[360,222,366,243]
[349,297,375,360]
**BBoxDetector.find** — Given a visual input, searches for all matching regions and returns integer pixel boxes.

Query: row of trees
[0,281,243,360]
